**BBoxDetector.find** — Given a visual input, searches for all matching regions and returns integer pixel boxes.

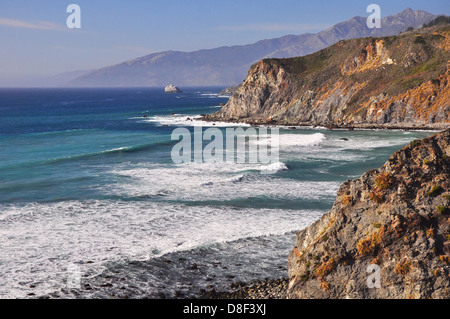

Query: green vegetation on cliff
[206,24,450,129]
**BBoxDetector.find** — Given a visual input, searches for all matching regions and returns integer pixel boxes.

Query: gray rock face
[219,86,240,96]
[205,24,450,130]
[287,129,450,299]
[69,9,436,87]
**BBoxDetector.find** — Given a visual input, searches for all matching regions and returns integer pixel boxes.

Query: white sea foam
[322,135,416,152]
[250,132,326,152]
[0,200,325,298]
[259,162,289,174]
[271,133,417,162]
[143,114,250,127]
[101,147,128,153]
[278,133,326,148]
[200,93,219,96]
[338,138,413,151]
[108,161,339,201]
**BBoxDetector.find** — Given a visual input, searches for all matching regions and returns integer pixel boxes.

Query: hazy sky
[0,0,449,82]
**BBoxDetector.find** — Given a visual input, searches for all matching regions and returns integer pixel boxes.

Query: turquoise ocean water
[0,88,436,298]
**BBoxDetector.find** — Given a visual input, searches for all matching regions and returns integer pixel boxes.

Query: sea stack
[165,85,182,93]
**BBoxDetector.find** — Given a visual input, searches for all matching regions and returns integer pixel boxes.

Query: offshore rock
[165,85,182,93]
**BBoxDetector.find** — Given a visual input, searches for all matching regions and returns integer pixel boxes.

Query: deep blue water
[0,88,228,203]
[0,87,436,298]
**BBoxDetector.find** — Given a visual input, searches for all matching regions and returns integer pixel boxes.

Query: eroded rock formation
[287,129,450,299]
[205,25,450,130]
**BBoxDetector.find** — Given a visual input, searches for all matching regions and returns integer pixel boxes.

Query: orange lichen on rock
[341,40,393,75]
[206,24,449,129]
[436,30,450,52]
[352,61,450,123]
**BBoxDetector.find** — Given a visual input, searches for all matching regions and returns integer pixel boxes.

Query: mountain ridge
[69,8,437,87]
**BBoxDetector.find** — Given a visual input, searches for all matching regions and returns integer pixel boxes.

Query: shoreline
[30,233,294,300]
[200,278,288,300]
[200,116,449,132]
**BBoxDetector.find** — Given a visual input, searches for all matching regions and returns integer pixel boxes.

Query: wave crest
[278,133,326,148]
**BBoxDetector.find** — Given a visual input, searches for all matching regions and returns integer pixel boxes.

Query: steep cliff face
[211,60,296,122]
[287,129,450,299]
[205,25,450,129]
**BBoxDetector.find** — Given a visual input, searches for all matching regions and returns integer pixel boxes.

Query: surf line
[171,126,280,169]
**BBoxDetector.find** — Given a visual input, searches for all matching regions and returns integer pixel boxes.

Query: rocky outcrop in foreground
[287,129,450,299]
[205,24,450,130]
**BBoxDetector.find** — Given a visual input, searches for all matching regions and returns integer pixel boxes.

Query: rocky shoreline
[201,115,449,131]
[27,125,448,300]
[30,232,293,300]
[205,25,450,132]
[200,278,288,299]
[202,129,450,300]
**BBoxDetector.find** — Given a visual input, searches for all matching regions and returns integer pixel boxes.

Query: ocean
[0,87,436,298]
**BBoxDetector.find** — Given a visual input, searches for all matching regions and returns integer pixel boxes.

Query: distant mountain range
[69,8,437,87]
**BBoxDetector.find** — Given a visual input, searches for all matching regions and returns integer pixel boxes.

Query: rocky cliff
[287,129,450,299]
[205,24,450,129]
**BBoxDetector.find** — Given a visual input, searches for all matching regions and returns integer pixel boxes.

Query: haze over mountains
[69,8,436,87]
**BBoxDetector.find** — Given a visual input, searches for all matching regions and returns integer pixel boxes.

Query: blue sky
[0,0,448,81]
